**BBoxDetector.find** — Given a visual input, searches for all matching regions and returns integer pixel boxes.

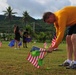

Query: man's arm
[49,14,67,51]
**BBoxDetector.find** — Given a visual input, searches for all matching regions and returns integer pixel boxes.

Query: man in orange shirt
[43,6,76,69]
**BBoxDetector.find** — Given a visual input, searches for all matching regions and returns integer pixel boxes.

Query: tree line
[0,6,59,42]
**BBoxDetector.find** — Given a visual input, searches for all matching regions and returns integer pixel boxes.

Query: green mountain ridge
[0,15,54,33]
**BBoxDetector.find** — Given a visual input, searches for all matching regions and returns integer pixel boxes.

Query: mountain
[0,15,54,33]
[0,15,37,32]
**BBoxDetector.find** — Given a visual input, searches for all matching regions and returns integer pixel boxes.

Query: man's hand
[47,47,54,53]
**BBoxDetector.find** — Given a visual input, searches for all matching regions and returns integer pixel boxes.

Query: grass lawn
[0,41,76,75]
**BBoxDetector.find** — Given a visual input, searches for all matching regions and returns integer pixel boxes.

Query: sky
[0,0,76,19]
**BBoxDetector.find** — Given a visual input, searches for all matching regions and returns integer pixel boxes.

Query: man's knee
[66,35,71,42]
[71,34,76,42]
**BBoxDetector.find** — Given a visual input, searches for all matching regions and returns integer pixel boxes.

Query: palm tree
[3,6,17,22]
[22,11,29,26]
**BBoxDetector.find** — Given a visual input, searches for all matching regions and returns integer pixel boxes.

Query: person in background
[23,29,28,48]
[14,25,22,49]
[42,6,76,69]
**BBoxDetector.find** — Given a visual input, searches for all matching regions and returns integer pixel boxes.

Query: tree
[22,11,29,26]
[3,6,17,22]
[38,32,47,42]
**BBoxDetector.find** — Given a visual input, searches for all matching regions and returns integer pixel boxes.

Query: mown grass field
[0,41,76,75]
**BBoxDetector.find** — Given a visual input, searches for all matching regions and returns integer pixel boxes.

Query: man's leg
[66,35,73,61]
[59,35,73,66]
[66,34,76,69]
[71,34,76,61]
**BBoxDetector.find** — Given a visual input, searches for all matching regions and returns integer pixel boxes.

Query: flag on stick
[8,40,15,47]
[51,36,58,50]
[43,42,48,49]
[25,36,32,43]
[0,41,2,47]
[27,46,46,68]
[18,41,22,46]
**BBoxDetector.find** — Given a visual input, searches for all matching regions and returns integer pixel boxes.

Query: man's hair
[43,12,53,22]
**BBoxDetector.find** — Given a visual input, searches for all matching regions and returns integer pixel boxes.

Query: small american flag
[27,46,46,68]
[51,36,58,50]
[44,42,48,48]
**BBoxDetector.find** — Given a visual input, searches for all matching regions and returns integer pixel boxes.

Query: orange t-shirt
[52,6,76,48]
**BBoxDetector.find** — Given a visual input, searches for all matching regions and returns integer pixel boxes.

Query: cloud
[0,0,9,14]
[69,0,76,5]
[7,0,46,18]
[0,0,75,19]
[7,0,71,19]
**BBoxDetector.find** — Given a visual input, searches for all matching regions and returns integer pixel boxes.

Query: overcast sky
[0,0,76,19]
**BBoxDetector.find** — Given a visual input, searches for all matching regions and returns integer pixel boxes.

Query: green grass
[0,42,76,75]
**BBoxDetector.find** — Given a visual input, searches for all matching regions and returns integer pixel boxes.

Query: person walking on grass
[14,25,22,49]
[43,6,76,69]
[23,29,28,48]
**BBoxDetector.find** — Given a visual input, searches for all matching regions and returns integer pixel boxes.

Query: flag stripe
[51,36,58,49]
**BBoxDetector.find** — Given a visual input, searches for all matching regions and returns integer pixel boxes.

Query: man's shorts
[67,24,76,35]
